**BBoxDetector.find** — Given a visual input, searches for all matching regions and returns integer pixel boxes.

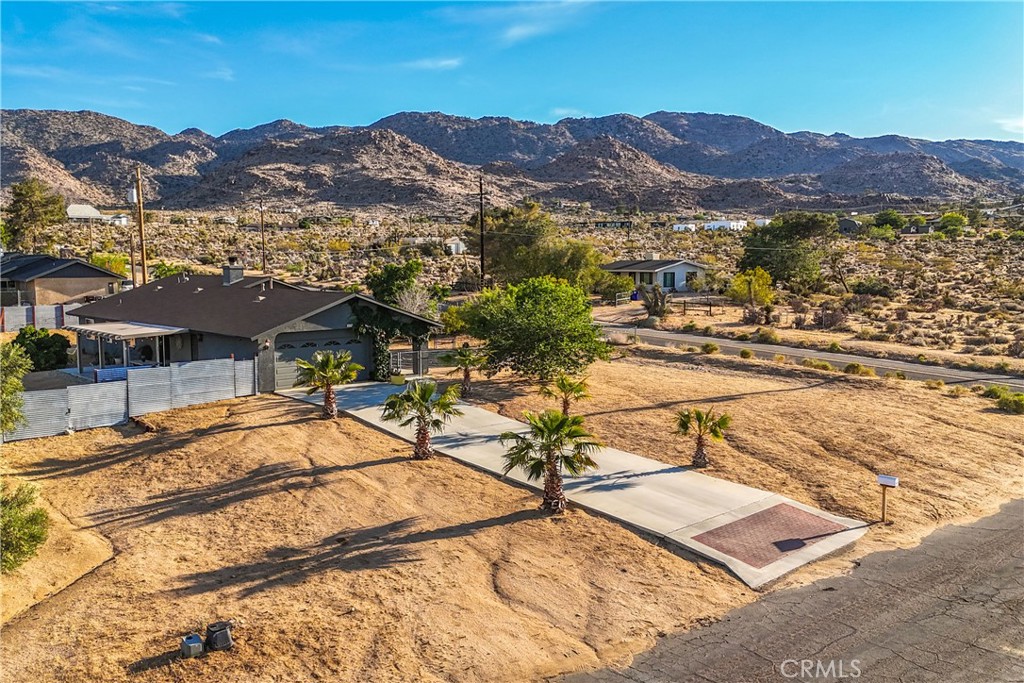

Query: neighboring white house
[445,237,467,255]
[704,220,747,231]
[400,237,432,246]
[106,213,130,227]
[672,223,698,232]
[753,218,773,227]
[601,253,707,292]
[67,204,104,223]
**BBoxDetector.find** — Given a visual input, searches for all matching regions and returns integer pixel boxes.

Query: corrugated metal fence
[3,358,256,442]
[0,304,80,332]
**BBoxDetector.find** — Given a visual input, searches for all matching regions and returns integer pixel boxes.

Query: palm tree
[294,350,364,419]
[500,410,600,513]
[675,408,731,468]
[381,380,463,459]
[439,345,487,396]
[539,373,591,416]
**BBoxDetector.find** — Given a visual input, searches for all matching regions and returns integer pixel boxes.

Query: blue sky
[2,1,1022,141]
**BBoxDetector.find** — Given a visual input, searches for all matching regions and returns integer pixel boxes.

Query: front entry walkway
[278,382,868,588]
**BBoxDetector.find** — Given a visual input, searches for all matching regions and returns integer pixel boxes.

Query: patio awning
[64,321,189,341]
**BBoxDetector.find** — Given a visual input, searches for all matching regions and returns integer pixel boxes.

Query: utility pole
[128,230,137,288]
[259,197,268,273]
[134,166,149,284]
[478,175,486,288]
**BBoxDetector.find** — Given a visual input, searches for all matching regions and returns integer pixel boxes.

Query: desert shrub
[1,481,49,573]
[703,325,715,335]
[1007,230,1024,241]
[851,278,894,298]
[740,306,763,324]
[884,371,907,379]
[606,332,633,346]
[947,386,970,398]
[682,321,699,332]
[740,348,754,359]
[755,328,780,344]
[801,358,834,371]
[700,342,719,354]
[924,379,945,390]
[996,393,1024,414]
[843,363,876,376]
[733,333,750,341]
[894,308,910,321]
[814,303,848,330]
[982,385,1013,400]
[994,361,1012,373]
[773,354,788,363]
[827,341,842,352]
[687,346,698,352]
[793,314,808,329]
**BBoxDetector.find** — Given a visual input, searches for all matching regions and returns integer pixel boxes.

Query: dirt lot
[0,396,752,683]
[444,347,1024,580]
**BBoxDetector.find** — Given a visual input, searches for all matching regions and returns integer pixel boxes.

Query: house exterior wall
[620,265,706,292]
[29,276,120,305]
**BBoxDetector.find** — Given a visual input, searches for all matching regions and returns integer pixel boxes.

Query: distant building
[67,204,104,223]
[753,218,773,227]
[1,252,122,305]
[213,216,238,225]
[672,223,698,232]
[650,221,667,228]
[601,254,707,292]
[445,237,467,255]
[106,213,130,227]
[594,220,633,229]
[703,220,746,231]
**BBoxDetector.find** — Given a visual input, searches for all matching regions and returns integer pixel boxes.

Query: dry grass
[0,396,751,683]
[450,346,1024,574]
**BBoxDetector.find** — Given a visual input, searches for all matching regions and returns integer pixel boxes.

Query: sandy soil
[443,346,1024,587]
[0,479,113,623]
[0,396,752,683]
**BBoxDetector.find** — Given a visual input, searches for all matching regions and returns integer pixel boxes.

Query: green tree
[873,209,908,232]
[738,212,838,290]
[460,276,610,380]
[539,374,591,416]
[1,481,49,573]
[364,259,424,306]
[908,215,927,228]
[939,212,968,231]
[500,410,600,513]
[89,252,128,278]
[439,345,487,396]
[675,408,732,468]
[2,178,65,251]
[725,267,775,306]
[13,326,69,371]
[1,343,32,434]
[380,380,463,459]
[465,201,557,284]
[293,350,364,419]
[150,261,192,279]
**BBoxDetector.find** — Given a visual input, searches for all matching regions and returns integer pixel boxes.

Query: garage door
[274,331,372,389]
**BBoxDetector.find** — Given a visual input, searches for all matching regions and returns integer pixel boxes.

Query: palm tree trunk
[692,435,709,468]
[562,397,571,416]
[462,368,472,396]
[413,421,432,459]
[542,456,567,512]
[323,384,338,419]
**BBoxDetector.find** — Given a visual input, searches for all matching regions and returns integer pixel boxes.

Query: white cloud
[996,117,1024,136]
[403,57,463,71]
[439,1,593,46]
[3,65,72,80]
[195,33,222,45]
[203,66,234,81]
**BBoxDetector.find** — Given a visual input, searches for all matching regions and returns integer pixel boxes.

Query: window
[662,272,676,289]
[276,343,295,350]
[300,341,318,348]
[107,282,115,294]
[639,272,654,286]
[323,340,341,347]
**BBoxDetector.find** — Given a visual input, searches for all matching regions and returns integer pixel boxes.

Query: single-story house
[67,261,441,392]
[901,223,935,235]
[673,223,698,232]
[106,213,130,227]
[595,220,633,229]
[67,204,105,223]
[445,237,467,255]
[703,220,747,231]
[601,255,707,292]
[753,218,773,227]
[0,253,123,305]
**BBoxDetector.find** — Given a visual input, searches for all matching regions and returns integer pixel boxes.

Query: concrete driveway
[279,382,867,589]
[560,499,1024,683]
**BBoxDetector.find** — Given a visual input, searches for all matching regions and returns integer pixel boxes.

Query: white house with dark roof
[601,254,707,292]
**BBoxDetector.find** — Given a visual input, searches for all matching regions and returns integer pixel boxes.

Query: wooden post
[135,166,148,284]
[881,486,888,523]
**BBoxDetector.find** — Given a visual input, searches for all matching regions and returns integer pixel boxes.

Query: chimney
[222,256,244,286]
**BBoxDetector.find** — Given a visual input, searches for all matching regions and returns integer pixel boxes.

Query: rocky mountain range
[2,108,1022,213]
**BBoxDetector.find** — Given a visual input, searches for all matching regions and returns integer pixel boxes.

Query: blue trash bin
[630,290,639,301]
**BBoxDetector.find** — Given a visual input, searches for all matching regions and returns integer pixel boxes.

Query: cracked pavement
[561,499,1024,683]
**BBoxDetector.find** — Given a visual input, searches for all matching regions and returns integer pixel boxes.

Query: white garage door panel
[274,331,371,389]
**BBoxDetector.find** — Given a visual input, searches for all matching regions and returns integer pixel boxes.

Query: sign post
[877,474,899,523]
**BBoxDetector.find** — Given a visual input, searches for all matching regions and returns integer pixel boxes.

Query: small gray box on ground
[180,633,203,658]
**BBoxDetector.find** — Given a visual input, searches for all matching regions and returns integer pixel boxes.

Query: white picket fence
[3,358,257,442]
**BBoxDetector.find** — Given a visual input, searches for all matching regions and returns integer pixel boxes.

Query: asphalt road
[561,499,1024,683]
[602,324,1024,393]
